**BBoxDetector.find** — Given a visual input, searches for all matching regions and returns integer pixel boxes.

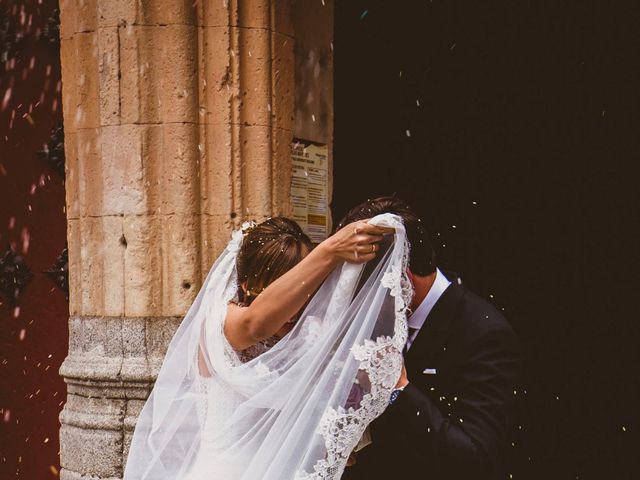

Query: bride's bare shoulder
[224,301,251,351]
[227,301,247,311]
[225,301,247,324]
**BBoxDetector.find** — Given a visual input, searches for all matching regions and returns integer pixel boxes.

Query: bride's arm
[224,220,391,350]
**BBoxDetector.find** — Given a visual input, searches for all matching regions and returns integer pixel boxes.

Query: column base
[59,315,181,479]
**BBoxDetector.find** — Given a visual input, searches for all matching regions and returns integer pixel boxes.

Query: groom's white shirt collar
[406,268,451,350]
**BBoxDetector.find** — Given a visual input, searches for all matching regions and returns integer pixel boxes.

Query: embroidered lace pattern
[295,227,412,480]
[237,335,280,364]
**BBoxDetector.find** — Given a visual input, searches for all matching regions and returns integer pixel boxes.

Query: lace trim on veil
[294,216,413,480]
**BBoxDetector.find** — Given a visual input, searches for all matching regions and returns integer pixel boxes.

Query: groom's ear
[406,268,415,286]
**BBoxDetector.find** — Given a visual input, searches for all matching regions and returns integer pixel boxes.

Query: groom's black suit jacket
[343,275,521,480]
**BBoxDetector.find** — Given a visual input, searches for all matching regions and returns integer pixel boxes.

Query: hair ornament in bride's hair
[241,220,257,234]
[227,220,257,254]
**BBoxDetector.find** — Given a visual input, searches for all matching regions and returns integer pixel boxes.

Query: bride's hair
[236,217,313,305]
[337,195,436,276]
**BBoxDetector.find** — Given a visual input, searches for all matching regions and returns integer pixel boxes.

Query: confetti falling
[332,0,637,475]
[0,1,633,478]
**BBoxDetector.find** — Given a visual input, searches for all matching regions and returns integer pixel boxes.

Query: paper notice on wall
[291,140,329,243]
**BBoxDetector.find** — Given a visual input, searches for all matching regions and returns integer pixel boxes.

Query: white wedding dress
[123,214,412,480]
[185,336,280,479]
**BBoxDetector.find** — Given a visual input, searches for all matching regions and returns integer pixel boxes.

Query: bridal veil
[123,213,412,480]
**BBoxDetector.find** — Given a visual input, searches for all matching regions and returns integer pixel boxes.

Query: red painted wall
[1,1,68,478]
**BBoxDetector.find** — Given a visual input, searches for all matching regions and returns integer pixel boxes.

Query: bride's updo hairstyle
[236,217,313,306]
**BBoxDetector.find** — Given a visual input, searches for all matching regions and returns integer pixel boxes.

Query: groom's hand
[395,361,409,389]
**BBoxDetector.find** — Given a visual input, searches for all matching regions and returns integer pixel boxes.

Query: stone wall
[57,0,333,478]
[293,0,335,225]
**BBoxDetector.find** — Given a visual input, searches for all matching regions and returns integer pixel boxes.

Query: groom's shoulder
[456,285,516,341]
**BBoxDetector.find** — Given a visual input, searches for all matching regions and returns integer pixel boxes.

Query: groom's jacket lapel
[405,282,465,378]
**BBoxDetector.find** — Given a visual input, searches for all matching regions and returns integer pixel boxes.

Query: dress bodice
[237,335,280,363]
[186,335,282,479]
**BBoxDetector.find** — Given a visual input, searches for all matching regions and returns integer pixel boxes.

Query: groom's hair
[336,196,437,276]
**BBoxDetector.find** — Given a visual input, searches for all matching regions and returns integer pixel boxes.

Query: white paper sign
[291,140,329,243]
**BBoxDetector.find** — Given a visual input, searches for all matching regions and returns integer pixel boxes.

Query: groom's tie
[403,327,419,354]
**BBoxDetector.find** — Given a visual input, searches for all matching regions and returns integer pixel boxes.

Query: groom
[340,196,521,480]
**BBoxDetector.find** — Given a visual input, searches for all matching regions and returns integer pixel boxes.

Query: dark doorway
[334,1,638,478]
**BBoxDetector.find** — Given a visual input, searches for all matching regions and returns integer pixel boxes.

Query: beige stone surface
[59,0,99,40]
[58,0,334,478]
[119,24,198,124]
[98,125,146,216]
[59,38,77,133]
[159,214,201,316]
[78,32,101,130]
[96,0,138,29]
[101,215,127,317]
[155,124,199,215]
[198,26,234,126]
[122,214,162,316]
[75,127,100,217]
[66,218,81,315]
[134,0,197,26]
[199,214,235,274]
[97,27,121,126]
[272,31,296,132]
[199,122,234,216]
[62,32,100,131]
[238,27,275,127]
[272,125,295,214]
[77,216,104,315]
[63,130,79,219]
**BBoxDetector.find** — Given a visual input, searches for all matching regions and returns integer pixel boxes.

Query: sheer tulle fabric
[123,214,412,480]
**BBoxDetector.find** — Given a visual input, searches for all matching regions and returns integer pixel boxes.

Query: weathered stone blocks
[119,24,198,124]
[57,1,321,478]
[98,125,146,216]
[59,0,99,40]
[98,27,121,126]
[122,214,162,316]
[159,214,201,315]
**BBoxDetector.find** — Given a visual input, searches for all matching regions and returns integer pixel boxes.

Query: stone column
[58,1,297,478]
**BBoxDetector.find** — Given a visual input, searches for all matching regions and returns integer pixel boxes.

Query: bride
[124,213,412,480]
